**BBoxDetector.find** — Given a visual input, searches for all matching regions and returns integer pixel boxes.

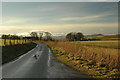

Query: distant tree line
[30,31,53,41]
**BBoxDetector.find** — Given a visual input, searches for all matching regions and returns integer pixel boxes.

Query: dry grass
[42,41,119,69]
[86,34,120,40]
[39,40,119,78]
[72,40,119,49]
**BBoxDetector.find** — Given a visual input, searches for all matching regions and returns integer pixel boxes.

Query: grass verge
[2,42,37,64]
[51,47,119,79]
[39,41,119,79]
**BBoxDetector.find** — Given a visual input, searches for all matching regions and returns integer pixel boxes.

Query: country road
[2,42,94,79]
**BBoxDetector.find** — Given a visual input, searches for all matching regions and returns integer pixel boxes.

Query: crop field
[0,39,31,46]
[40,40,119,78]
[86,35,120,41]
[71,40,119,49]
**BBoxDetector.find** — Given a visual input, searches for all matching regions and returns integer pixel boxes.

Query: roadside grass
[39,40,119,78]
[2,42,37,64]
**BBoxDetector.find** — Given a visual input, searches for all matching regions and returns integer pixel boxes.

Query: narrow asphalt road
[2,42,94,79]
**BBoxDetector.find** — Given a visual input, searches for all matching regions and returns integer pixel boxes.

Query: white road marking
[47,48,51,67]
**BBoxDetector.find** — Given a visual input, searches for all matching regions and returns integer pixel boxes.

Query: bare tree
[30,32,39,40]
[39,33,43,40]
[44,32,52,40]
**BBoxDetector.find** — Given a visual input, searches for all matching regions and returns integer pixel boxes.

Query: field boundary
[2,42,37,64]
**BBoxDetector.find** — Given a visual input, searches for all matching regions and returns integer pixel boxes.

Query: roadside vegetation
[39,40,119,78]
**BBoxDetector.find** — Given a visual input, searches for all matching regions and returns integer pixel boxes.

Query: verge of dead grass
[39,41,119,78]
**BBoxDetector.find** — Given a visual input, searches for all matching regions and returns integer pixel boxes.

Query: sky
[0,1,119,36]
[1,0,120,2]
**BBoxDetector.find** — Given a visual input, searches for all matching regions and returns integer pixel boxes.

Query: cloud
[0,22,117,35]
[16,32,30,36]
[92,0,109,1]
[58,13,112,21]
[2,17,41,25]
[52,33,65,36]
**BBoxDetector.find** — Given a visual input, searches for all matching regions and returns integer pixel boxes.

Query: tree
[30,32,39,40]
[19,35,23,44]
[38,33,43,40]
[1,34,21,45]
[2,35,7,46]
[66,32,74,41]
[66,32,84,41]
[44,32,52,40]
[75,32,84,41]
[8,34,12,45]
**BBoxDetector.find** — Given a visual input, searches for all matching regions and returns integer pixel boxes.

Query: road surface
[2,42,94,79]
